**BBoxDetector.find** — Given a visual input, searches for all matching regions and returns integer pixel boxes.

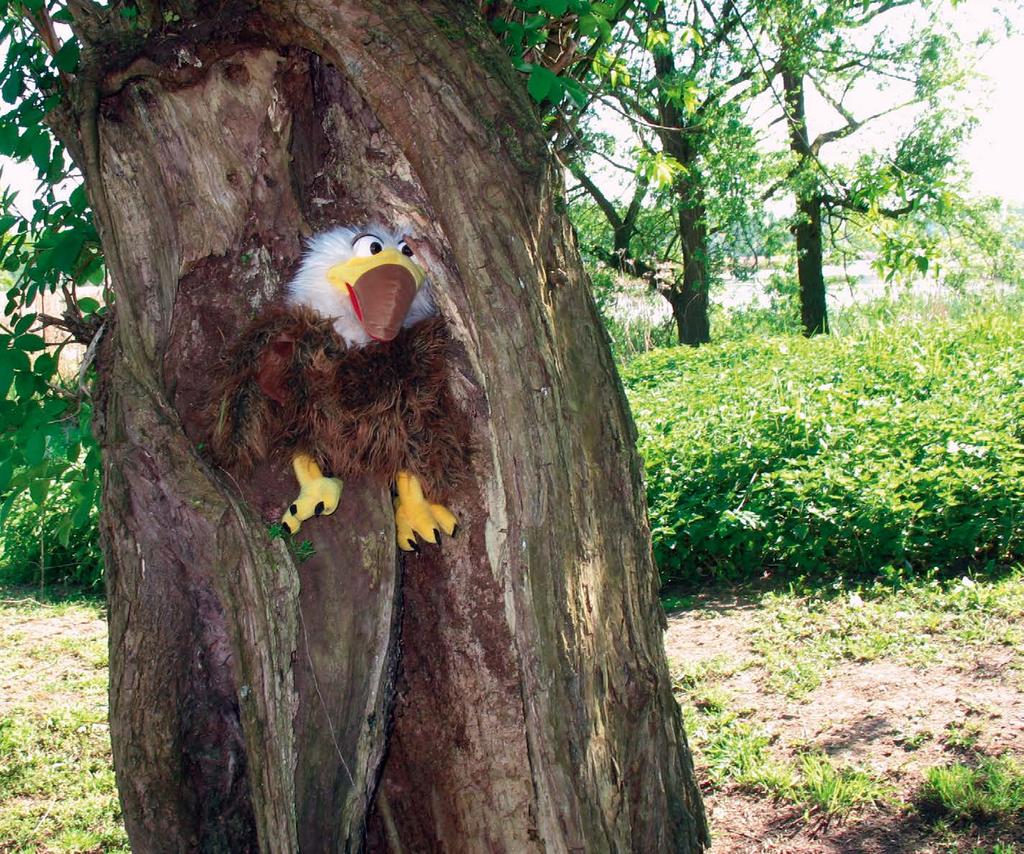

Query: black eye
[398,239,414,257]
[353,234,385,257]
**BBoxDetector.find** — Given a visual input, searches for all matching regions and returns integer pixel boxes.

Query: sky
[2,5,1023,212]
[961,28,1024,205]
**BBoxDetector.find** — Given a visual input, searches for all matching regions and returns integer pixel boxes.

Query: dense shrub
[624,307,1024,584]
[0,468,103,589]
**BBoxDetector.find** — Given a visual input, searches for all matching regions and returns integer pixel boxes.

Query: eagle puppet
[208,226,473,551]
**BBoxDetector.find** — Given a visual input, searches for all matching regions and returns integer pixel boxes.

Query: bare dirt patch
[0,601,107,714]
[665,586,1024,853]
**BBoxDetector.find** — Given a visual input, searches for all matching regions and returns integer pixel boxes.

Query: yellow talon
[281,453,343,535]
[394,470,457,551]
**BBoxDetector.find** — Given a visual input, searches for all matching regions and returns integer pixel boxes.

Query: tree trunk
[794,194,828,336]
[56,1,708,851]
[671,194,712,346]
[648,1,712,347]
[782,67,829,336]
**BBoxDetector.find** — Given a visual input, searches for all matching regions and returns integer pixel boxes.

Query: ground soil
[665,590,1024,853]
[0,601,107,714]
[3,589,1021,853]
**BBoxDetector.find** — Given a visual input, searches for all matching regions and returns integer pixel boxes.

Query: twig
[77,319,106,399]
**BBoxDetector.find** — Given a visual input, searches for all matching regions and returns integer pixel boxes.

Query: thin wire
[298,598,355,787]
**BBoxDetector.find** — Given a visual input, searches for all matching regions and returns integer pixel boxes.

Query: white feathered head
[287,225,436,347]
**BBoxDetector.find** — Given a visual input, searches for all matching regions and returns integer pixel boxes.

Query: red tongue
[345,283,364,323]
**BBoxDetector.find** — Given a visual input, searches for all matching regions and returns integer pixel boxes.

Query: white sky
[2,5,1023,212]
[962,29,1024,205]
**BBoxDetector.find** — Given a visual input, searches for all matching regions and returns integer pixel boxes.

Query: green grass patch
[0,593,128,852]
[676,661,890,820]
[624,304,1024,584]
[742,568,1024,698]
[919,757,1024,824]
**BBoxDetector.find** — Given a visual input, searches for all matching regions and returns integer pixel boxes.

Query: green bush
[624,305,1024,584]
[590,268,676,362]
[0,469,102,589]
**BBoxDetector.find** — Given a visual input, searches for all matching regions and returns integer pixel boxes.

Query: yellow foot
[394,470,457,552]
[282,454,343,535]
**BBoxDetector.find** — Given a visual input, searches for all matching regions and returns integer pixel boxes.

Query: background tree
[553,0,779,345]
[765,0,985,334]
[1,0,708,850]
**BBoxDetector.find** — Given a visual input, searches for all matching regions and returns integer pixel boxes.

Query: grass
[744,567,1024,698]
[0,589,128,853]
[919,757,1024,824]
[676,657,892,821]
[669,565,1024,848]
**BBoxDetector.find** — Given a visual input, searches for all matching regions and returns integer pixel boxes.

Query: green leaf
[0,355,13,397]
[562,77,587,108]
[30,133,51,172]
[33,352,56,380]
[56,515,73,547]
[540,0,569,14]
[0,213,16,235]
[6,348,30,372]
[29,477,49,505]
[0,490,22,526]
[577,13,599,37]
[24,430,45,466]
[69,184,89,213]
[527,65,560,103]
[54,40,80,74]
[21,0,44,10]
[72,482,96,527]
[41,396,67,418]
[50,230,86,275]
[14,368,37,398]
[1,68,24,104]
[0,122,18,156]
[0,459,12,491]
[14,333,46,352]
[78,296,101,313]
[13,313,35,335]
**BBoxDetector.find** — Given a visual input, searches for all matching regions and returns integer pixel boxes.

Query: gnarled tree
[37,0,707,849]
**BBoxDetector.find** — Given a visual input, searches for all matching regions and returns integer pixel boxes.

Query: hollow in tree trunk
[52,1,708,851]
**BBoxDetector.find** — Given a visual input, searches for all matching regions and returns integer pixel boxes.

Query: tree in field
[1,0,708,849]
[554,0,779,346]
[765,0,986,335]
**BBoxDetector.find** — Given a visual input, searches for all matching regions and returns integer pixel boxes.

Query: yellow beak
[326,248,426,342]
[326,249,425,291]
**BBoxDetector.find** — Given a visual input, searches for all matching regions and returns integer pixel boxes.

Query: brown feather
[206,306,474,502]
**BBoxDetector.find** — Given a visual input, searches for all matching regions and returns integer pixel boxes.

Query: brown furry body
[208,307,472,501]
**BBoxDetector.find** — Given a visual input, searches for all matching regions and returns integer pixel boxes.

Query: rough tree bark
[782,67,829,337]
[53,1,708,850]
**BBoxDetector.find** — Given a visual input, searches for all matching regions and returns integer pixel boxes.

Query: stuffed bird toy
[208,225,473,551]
